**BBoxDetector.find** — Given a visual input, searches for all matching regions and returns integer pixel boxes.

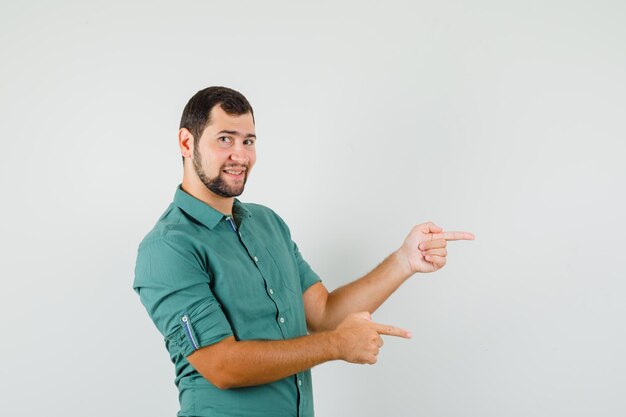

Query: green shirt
[134,186,321,417]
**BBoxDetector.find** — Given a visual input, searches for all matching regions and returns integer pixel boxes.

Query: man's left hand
[396,222,475,274]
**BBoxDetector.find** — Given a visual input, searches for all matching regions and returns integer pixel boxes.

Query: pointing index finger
[372,322,412,339]
[433,231,475,241]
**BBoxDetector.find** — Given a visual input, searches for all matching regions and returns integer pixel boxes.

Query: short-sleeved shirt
[133,186,321,417]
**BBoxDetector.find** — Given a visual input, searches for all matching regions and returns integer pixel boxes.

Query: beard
[193,147,248,198]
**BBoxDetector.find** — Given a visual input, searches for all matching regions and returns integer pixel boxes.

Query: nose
[229,141,248,165]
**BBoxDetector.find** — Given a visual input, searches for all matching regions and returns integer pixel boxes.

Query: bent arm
[187,312,410,390]
[304,251,411,332]
[187,332,338,389]
[304,222,475,332]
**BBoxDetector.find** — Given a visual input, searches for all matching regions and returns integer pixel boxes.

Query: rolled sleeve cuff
[176,298,234,357]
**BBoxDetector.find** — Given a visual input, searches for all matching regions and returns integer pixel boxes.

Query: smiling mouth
[222,167,247,176]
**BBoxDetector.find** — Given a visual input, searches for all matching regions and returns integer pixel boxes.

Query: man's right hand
[332,312,411,364]
[188,311,411,389]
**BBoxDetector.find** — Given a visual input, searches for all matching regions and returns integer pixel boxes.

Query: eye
[244,138,256,146]
[217,136,232,146]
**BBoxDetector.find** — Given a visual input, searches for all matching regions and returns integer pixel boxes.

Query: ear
[178,128,194,159]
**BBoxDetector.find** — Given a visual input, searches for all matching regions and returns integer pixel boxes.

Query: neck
[181,175,234,216]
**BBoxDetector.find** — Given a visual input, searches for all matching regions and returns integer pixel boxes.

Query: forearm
[321,251,412,330]
[189,332,338,389]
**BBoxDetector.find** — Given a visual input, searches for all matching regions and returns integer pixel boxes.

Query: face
[191,105,256,198]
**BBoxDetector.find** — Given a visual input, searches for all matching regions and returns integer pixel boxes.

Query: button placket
[237,224,288,340]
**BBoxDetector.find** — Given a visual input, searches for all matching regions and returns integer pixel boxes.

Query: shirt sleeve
[291,240,322,293]
[133,238,233,357]
[267,208,322,293]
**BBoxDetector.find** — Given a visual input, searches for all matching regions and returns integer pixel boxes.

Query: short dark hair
[179,86,254,162]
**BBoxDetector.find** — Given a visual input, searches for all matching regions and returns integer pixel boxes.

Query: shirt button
[298,379,302,386]
[279,317,285,324]
[269,288,274,295]
[253,256,258,262]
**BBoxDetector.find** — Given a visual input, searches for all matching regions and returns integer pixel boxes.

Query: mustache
[222,164,249,171]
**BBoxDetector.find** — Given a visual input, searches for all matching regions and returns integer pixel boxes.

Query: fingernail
[406,331,412,338]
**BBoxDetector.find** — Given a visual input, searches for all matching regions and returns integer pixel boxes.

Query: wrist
[393,248,414,278]
[324,330,343,361]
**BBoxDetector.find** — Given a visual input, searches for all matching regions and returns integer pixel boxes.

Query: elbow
[306,308,333,333]
[187,337,240,390]
[307,321,331,334]
[209,375,233,390]
[306,322,321,334]
[198,365,237,390]
[307,314,337,333]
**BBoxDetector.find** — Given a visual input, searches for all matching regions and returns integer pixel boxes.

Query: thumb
[422,222,443,234]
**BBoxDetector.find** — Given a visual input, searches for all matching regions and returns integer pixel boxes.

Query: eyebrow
[216,130,256,138]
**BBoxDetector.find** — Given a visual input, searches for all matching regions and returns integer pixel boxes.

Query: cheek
[204,154,225,174]
[248,151,257,168]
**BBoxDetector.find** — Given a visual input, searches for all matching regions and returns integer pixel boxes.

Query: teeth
[225,170,243,175]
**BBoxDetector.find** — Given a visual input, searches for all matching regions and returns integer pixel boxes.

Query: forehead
[204,105,255,136]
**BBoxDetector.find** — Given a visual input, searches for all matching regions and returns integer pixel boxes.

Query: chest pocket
[265,243,302,295]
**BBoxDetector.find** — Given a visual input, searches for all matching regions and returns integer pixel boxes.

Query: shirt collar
[233,198,252,221]
[174,186,251,230]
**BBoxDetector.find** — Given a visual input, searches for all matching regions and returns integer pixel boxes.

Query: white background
[1,1,625,416]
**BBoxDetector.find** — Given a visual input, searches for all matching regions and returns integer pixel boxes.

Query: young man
[134,86,474,417]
